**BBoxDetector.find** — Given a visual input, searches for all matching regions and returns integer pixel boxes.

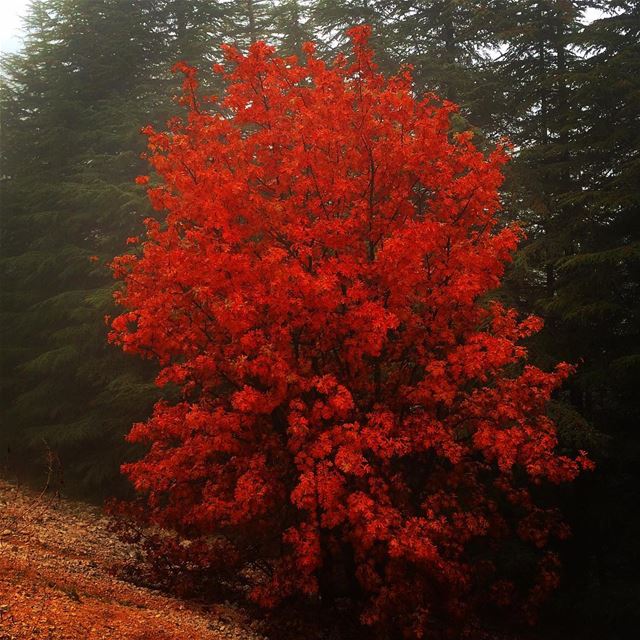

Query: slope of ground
[0,479,261,640]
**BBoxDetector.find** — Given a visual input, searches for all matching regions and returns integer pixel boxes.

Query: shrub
[110,27,592,638]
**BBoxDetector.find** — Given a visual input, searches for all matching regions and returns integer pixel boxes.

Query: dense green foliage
[1,0,638,636]
[487,4,640,634]
[0,0,229,494]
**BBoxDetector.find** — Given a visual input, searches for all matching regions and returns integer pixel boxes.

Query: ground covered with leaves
[0,479,262,640]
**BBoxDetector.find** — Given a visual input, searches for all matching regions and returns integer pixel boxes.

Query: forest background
[0,1,638,638]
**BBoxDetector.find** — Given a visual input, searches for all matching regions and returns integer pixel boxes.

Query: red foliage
[106,498,240,599]
[110,26,592,637]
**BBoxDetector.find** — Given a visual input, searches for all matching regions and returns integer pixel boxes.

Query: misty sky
[0,0,30,54]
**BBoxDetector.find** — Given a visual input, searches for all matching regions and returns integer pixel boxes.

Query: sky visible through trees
[0,2,609,54]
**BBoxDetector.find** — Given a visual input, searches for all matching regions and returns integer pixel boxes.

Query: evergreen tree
[486,1,592,313]
[312,1,497,125]
[223,0,274,47]
[485,2,640,633]
[271,0,314,55]
[0,0,229,496]
[312,0,392,52]
[554,3,640,633]
[485,0,639,443]
[559,1,640,432]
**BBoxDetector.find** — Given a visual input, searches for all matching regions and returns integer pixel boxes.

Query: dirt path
[0,479,261,640]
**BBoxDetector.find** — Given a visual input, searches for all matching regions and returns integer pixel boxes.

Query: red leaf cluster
[110,26,592,637]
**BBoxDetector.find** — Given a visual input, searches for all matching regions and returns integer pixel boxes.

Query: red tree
[110,27,592,638]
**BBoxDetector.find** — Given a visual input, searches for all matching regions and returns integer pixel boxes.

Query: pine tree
[486,1,593,313]
[557,1,640,429]
[270,1,314,55]
[484,2,640,631]
[485,0,639,431]
[311,0,392,53]
[311,1,497,125]
[223,0,273,47]
[0,0,229,496]
[550,3,640,631]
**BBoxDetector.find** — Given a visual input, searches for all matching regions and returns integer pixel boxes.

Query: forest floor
[0,478,262,640]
